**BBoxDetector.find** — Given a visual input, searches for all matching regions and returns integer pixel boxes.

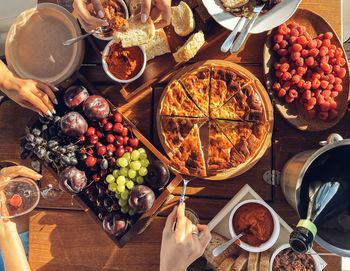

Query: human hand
[160,203,211,271]
[73,0,109,32]
[141,0,171,29]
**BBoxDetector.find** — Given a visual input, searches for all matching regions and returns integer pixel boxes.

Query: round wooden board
[156,60,273,180]
[263,9,350,132]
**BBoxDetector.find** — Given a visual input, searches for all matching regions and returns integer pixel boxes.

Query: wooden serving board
[156,60,274,180]
[263,9,350,132]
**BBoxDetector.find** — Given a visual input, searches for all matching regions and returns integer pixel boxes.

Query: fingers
[0,166,42,184]
[163,205,177,235]
[150,7,161,21]
[175,202,187,241]
[27,91,53,116]
[35,79,59,93]
[154,8,171,29]
[0,191,10,220]
[197,224,212,249]
[141,0,151,23]
[73,0,106,31]
[32,90,55,115]
[91,0,104,18]
[36,81,58,105]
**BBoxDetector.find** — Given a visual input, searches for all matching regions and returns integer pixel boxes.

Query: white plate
[202,0,302,33]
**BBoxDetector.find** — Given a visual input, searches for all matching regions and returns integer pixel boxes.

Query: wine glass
[0,177,40,218]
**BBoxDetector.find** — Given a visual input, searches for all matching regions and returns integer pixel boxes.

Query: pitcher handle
[319,133,343,146]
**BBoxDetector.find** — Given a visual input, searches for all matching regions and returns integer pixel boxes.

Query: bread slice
[218,257,235,271]
[259,250,271,271]
[143,28,171,61]
[203,232,242,268]
[173,30,205,63]
[113,14,155,48]
[247,252,260,271]
[171,1,195,36]
[231,253,248,271]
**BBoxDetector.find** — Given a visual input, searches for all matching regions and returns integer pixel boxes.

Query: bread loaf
[113,14,155,47]
[171,1,195,36]
[231,253,248,271]
[259,250,271,271]
[247,252,260,271]
[144,28,171,61]
[218,257,236,271]
[173,30,205,63]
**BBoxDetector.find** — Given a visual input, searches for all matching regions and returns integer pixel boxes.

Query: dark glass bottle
[290,181,349,253]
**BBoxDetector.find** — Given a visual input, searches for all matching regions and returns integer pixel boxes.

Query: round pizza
[157,61,272,178]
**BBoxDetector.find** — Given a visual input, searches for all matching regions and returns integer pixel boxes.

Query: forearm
[0,60,16,94]
[0,223,30,271]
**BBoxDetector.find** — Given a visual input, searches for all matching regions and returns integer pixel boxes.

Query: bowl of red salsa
[229,199,280,252]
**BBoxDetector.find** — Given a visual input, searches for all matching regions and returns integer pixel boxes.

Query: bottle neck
[289,225,315,254]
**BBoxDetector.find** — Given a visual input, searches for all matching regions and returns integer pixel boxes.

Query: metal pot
[281,133,350,257]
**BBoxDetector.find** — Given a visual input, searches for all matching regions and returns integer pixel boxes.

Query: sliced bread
[259,250,271,271]
[171,1,195,36]
[113,14,155,48]
[231,253,248,271]
[218,257,236,271]
[173,30,205,63]
[144,28,171,61]
[203,232,242,268]
[247,252,260,271]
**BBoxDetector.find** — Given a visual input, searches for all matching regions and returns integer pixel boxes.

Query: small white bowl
[92,0,129,41]
[269,244,322,271]
[102,40,147,84]
[229,199,280,253]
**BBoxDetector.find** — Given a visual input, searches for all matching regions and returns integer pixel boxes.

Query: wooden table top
[0,0,345,270]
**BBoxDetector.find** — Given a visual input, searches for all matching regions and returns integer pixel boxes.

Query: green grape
[138,148,146,154]
[117,176,126,185]
[136,176,144,184]
[112,169,120,178]
[131,150,140,160]
[128,169,137,179]
[121,205,129,214]
[139,153,148,160]
[121,190,129,200]
[126,180,134,190]
[123,152,131,162]
[106,174,115,183]
[139,167,148,176]
[130,160,141,171]
[120,167,128,176]
[108,182,117,192]
[118,198,127,207]
[140,159,150,168]
[128,209,135,216]
[119,157,128,167]
[117,184,125,193]
[115,192,121,199]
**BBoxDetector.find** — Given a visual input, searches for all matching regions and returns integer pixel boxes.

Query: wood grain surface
[0,0,343,270]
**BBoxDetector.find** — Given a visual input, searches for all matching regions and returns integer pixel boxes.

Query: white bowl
[102,40,146,84]
[229,199,280,253]
[269,244,322,271]
[92,0,129,41]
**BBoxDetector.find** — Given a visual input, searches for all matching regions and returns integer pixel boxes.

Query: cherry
[107,144,116,152]
[116,146,125,157]
[86,127,96,136]
[113,123,123,134]
[123,136,129,145]
[9,194,22,207]
[108,157,116,165]
[92,174,101,182]
[90,134,99,144]
[106,134,115,143]
[96,131,103,138]
[86,156,97,167]
[87,149,94,155]
[79,135,86,143]
[121,127,129,137]
[125,146,133,153]
[104,122,113,131]
[115,136,124,147]
[113,112,123,123]
[100,170,107,177]
[101,119,108,126]
[80,147,87,153]
[96,142,103,149]
[97,146,107,155]
[128,138,139,148]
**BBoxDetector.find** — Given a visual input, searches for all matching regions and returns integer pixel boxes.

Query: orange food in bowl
[104,42,144,80]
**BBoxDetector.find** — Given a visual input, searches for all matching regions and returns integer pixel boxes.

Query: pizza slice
[207,121,234,171]
[211,84,265,121]
[180,67,211,116]
[169,124,207,177]
[160,116,207,151]
[216,120,268,163]
[209,66,252,115]
[160,81,205,117]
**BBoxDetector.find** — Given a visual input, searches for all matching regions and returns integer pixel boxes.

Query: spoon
[179,178,191,203]
[212,233,244,257]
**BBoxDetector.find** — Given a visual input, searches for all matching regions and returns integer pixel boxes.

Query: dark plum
[144,160,170,189]
[64,85,89,109]
[60,112,88,137]
[83,95,110,121]
[58,166,87,193]
[128,185,155,214]
[102,213,128,237]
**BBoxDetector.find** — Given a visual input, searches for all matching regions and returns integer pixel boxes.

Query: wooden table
[0,0,345,270]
